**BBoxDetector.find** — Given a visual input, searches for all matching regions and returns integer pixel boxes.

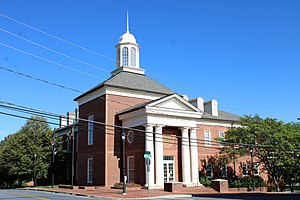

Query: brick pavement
[25,186,219,199]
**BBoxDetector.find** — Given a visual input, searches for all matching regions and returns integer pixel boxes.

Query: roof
[202,110,240,122]
[116,94,171,115]
[117,94,240,122]
[74,71,175,101]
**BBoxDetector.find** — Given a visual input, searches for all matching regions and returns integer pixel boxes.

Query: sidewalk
[23,186,218,199]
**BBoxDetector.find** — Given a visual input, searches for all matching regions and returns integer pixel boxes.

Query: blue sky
[0,0,299,140]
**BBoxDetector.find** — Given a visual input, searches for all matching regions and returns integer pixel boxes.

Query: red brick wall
[124,126,145,185]
[104,94,150,186]
[77,96,106,185]
[196,124,267,181]
[163,127,182,182]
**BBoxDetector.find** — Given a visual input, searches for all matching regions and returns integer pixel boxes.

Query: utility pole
[51,134,56,188]
[71,123,75,188]
[33,153,37,186]
[121,130,127,195]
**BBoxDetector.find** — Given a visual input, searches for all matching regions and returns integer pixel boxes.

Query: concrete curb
[19,188,193,199]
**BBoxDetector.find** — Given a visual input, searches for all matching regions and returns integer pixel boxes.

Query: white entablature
[118,94,204,128]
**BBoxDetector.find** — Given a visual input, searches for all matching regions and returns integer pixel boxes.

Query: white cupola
[111,12,145,75]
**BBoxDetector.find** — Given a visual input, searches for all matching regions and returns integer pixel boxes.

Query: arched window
[122,47,128,66]
[131,47,136,66]
[116,48,120,67]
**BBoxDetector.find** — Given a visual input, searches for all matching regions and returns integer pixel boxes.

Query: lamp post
[249,147,255,191]
[121,130,127,195]
[33,153,37,186]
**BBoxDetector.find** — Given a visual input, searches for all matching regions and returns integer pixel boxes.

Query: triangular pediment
[147,94,200,112]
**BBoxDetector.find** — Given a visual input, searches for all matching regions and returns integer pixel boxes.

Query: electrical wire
[0,42,104,80]
[0,100,265,148]
[0,27,110,74]
[0,65,137,107]
[0,13,115,62]
[1,13,297,116]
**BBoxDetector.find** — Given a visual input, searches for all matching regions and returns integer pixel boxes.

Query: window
[131,47,136,66]
[122,47,128,66]
[219,131,225,147]
[253,163,259,176]
[88,115,94,145]
[206,164,213,178]
[87,158,93,183]
[221,164,227,177]
[242,163,248,176]
[163,156,174,161]
[127,156,135,183]
[204,130,211,146]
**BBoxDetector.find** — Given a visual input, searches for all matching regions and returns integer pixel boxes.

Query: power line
[2,13,296,117]
[0,66,83,94]
[0,12,115,62]
[0,111,60,126]
[0,104,59,121]
[0,108,220,150]
[0,42,104,80]
[0,66,241,147]
[0,27,110,74]
[0,100,265,148]
[0,65,136,107]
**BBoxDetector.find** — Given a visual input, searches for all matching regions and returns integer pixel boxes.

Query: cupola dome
[112,12,145,75]
[119,32,136,44]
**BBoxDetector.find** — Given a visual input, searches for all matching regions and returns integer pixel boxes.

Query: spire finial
[126,11,129,33]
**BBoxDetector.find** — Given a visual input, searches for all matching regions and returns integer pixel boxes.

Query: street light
[33,153,37,186]
[121,130,127,195]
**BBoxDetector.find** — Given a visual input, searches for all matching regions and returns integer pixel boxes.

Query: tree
[219,144,248,178]
[0,115,53,187]
[224,115,300,192]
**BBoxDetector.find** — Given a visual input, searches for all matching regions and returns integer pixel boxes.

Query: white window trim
[221,164,227,178]
[242,163,249,177]
[122,47,128,66]
[219,131,225,147]
[131,47,136,66]
[206,164,213,178]
[254,163,259,176]
[88,115,94,145]
[127,156,134,183]
[87,158,93,183]
[204,130,211,146]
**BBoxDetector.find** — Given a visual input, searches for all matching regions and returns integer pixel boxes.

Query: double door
[163,156,175,182]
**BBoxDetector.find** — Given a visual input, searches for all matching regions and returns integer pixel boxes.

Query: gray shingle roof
[74,71,174,101]
[202,110,240,122]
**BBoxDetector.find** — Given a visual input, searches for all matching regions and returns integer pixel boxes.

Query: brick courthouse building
[60,19,254,188]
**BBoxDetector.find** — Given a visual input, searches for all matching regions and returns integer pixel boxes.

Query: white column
[180,127,191,183]
[190,127,199,184]
[155,125,164,186]
[144,124,155,187]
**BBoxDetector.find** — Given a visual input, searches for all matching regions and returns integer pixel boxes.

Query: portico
[118,94,203,187]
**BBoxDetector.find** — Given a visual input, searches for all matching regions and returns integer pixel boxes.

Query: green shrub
[113,182,141,188]
[199,177,211,187]
[228,177,266,188]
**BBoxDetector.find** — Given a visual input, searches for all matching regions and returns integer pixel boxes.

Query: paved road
[158,193,300,200]
[0,189,98,200]
[190,193,300,200]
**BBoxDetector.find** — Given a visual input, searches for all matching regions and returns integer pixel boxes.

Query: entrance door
[163,156,175,182]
